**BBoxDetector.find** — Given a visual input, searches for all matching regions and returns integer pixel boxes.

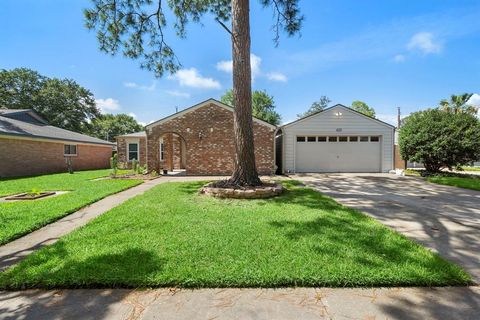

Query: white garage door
[295,135,381,172]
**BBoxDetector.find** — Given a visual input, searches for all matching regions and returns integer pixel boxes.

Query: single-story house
[278,104,396,173]
[116,99,277,175]
[0,108,114,177]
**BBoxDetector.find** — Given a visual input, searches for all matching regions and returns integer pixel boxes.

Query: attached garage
[280,105,395,173]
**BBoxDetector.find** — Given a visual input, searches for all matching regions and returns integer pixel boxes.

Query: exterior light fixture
[334,112,343,117]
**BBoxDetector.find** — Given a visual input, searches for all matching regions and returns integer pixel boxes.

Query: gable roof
[0,109,114,146]
[0,109,49,125]
[146,98,277,130]
[282,104,396,129]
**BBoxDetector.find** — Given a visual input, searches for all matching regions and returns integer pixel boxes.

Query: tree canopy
[221,89,281,125]
[297,96,331,118]
[439,93,478,115]
[90,113,144,142]
[0,68,101,134]
[399,109,480,172]
[351,100,376,118]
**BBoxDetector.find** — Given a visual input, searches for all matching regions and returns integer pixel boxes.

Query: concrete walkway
[0,176,224,271]
[292,173,480,282]
[1,286,479,319]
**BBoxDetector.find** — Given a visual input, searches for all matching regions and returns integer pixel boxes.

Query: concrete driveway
[292,173,480,282]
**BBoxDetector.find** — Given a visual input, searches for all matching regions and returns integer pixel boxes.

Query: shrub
[131,159,138,172]
[399,109,480,172]
[110,154,118,176]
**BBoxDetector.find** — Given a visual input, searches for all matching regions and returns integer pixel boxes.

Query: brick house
[116,99,277,175]
[0,108,114,177]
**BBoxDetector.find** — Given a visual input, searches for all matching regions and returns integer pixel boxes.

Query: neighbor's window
[328,136,338,142]
[64,144,77,156]
[349,136,358,142]
[339,136,348,142]
[360,136,369,142]
[307,136,316,142]
[160,139,165,161]
[128,143,138,161]
[318,136,327,142]
[297,136,306,142]
[370,136,380,142]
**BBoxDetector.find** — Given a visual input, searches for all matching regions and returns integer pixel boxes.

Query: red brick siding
[116,137,147,168]
[0,137,112,177]
[394,145,406,170]
[146,103,275,175]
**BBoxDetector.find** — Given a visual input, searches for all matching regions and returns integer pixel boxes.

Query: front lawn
[462,166,480,172]
[0,180,470,289]
[427,175,480,191]
[0,170,141,245]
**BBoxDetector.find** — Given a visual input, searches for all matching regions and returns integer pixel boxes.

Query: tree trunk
[228,0,262,186]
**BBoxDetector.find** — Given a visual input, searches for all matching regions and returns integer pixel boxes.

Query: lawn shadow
[1,242,166,290]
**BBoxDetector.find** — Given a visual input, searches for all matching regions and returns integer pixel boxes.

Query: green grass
[427,175,480,191]
[0,180,471,289]
[462,166,480,172]
[0,170,141,245]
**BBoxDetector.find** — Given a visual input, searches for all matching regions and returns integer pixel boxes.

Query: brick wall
[0,137,113,177]
[116,137,147,168]
[147,102,275,175]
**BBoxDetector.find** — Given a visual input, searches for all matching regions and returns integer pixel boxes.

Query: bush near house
[399,109,480,173]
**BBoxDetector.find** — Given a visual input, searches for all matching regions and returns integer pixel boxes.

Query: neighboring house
[0,108,114,177]
[279,104,396,173]
[116,99,277,175]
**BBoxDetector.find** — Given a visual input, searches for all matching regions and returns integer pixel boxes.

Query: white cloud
[467,93,480,106]
[168,68,221,89]
[166,90,191,98]
[393,54,406,63]
[216,53,285,82]
[95,98,120,113]
[128,112,137,118]
[266,72,288,82]
[138,122,146,127]
[123,81,156,91]
[407,32,442,54]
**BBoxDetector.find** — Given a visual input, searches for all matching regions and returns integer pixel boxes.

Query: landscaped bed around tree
[0,180,471,289]
[0,170,142,245]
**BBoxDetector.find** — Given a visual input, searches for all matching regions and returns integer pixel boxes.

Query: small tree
[297,96,331,118]
[399,109,480,172]
[221,89,281,125]
[91,113,144,142]
[351,100,376,118]
[439,93,478,115]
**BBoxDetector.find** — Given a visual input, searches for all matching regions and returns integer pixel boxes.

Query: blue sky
[1,0,479,126]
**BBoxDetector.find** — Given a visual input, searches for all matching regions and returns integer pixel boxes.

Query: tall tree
[91,113,144,142]
[297,96,330,118]
[439,93,478,115]
[351,100,376,118]
[84,0,303,186]
[0,68,101,133]
[221,89,281,125]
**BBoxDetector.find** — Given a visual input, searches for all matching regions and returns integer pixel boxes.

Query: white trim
[146,98,277,131]
[0,134,114,148]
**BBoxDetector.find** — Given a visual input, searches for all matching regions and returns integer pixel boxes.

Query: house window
[349,136,358,142]
[318,136,327,142]
[339,136,348,142]
[307,136,316,142]
[160,139,165,161]
[128,143,138,161]
[360,136,369,142]
[64,144,77,156]
[370,136,380,142]
[297,136,306,142]
[328,136,338,142]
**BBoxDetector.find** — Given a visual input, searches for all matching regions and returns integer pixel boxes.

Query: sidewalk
[0,176,223,271]
[1,287,479,319]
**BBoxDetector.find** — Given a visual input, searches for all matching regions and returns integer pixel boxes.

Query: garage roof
[282,104,395,129]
